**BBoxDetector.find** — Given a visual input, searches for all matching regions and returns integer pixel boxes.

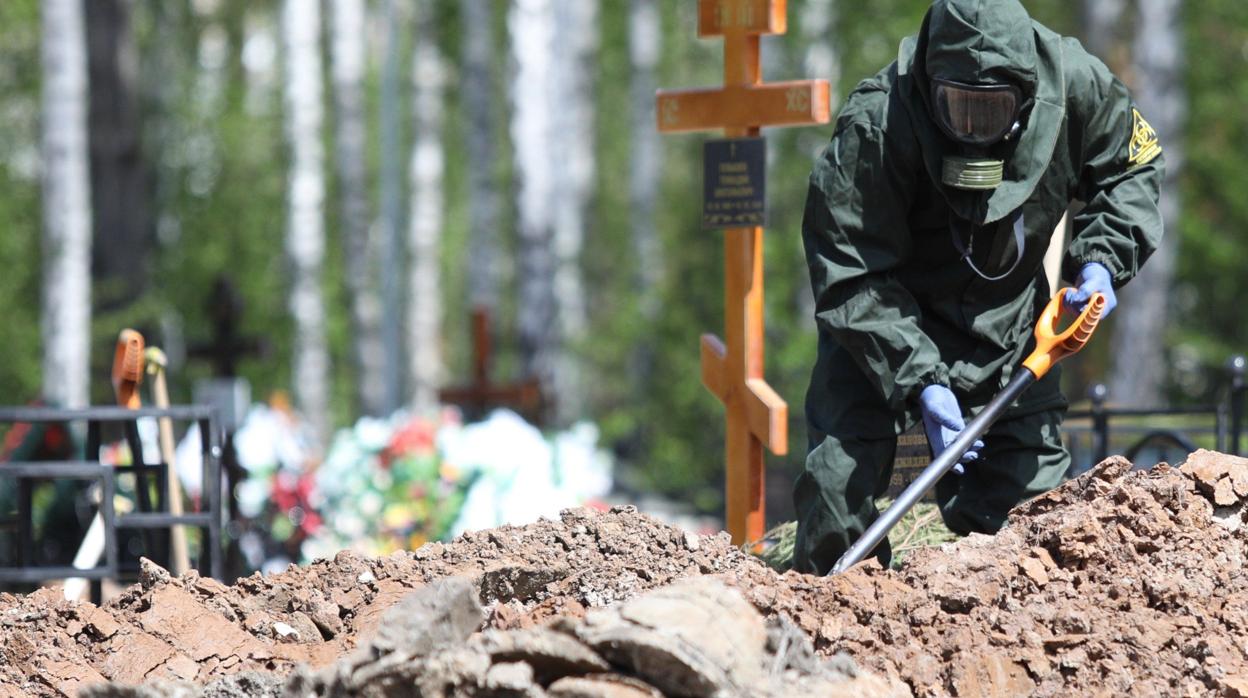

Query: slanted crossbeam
[658,0,830,545]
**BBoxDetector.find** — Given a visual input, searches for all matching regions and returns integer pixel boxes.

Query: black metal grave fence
[0,405,223,598]
[1064,355,1245,475]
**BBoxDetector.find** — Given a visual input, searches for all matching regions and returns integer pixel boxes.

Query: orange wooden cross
[657,0,830,545]
[438,307,544,423]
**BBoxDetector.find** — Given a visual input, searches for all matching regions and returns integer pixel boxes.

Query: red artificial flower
[300,509,322,534]
[381,418,437,465]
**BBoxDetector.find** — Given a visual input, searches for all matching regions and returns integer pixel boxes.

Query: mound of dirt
[3,450,1248,697]
[77,576,895,698]
[0,504,770,697]
[722,449,1248,696]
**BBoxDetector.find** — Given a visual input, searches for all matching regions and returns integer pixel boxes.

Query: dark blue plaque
[703,137,766,229]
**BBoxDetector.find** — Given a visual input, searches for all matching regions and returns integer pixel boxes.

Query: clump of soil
[3,450,1248,697]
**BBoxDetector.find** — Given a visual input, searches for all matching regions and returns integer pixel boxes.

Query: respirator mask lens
[931,79,1022,146]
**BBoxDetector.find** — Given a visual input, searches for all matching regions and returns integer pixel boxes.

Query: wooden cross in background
[189,276,269,378]
[439,307,544,424]
[657,0,830,545]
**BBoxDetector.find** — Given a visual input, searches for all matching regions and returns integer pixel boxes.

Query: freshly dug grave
[3,449,1248,697]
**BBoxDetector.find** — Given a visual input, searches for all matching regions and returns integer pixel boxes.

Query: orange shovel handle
[1022,289,1107,379]
[112,329,145,409]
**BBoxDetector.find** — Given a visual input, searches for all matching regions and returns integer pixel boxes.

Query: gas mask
[930,77,1029,190]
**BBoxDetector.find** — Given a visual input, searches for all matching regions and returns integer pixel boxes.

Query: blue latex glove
[919,385,984,475]
[1063,262,1117,318]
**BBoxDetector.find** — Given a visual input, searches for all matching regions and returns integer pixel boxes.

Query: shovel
[66,329,150,600]
[146,347,191,576]
[829,289,1107,575]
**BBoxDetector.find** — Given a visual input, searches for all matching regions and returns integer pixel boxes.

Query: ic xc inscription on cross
[657,0,830,545]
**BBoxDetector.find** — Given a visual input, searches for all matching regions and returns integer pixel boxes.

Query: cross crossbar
[698,0,787,37]
[656,81,831,134]
[438,308,543,421]
[700,334,787,455]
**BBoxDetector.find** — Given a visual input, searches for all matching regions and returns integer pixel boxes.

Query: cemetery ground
[3,450,1248,696]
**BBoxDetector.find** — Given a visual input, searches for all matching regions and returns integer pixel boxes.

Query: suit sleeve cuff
[1062,250,1129,288]
[907,363,951,406]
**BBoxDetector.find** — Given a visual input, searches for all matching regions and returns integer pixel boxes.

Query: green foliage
[145,9,293,411]
[0,0,43,404]
[1172,1,1248,400]
[0,166,41,404]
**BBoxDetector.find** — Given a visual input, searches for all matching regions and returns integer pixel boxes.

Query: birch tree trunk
[407,3,446,413]
[627,0,664,403]
[1082,0,1128,64]
[378,0,404,414]
[548,0,598,423]
[510,0,598,424]
[800,0,840,100]
[282,0,330,439]
[629,0,662,337]
[86,0,149,313]
[1106,0,1184,406]
[461,0,502,310]
[330,0,386,416]
[41,0,93,409]
[509,0,559,415]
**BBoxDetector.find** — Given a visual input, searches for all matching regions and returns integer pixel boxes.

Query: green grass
[751,498,957,572]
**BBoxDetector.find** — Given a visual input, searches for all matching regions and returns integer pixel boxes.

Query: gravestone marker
[657,0,830,545]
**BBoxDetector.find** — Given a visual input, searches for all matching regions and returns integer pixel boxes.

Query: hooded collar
[897,0,1066,225]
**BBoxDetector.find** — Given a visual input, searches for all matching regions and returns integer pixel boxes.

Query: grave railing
[1064,355,1245,474]
[0,405,223,598]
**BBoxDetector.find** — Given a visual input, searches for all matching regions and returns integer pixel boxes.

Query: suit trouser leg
[937,371,1070,535]
[797,362,1070,573]
[794,430,898,575]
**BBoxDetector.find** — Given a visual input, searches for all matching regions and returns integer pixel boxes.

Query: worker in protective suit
[794,0,1164,575]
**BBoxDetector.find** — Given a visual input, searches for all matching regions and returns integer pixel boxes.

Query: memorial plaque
[193,377,251,434]
[703,137,766,228]
[887,424,937,502]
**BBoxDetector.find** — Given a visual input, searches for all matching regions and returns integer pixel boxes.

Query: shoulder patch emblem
[1128,108,1162,168]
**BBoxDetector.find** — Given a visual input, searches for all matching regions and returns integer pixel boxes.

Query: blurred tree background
[0,0,1244,522]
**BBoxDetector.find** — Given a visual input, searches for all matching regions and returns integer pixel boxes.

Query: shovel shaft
[829,368,1037,575]
[150,361,191,576]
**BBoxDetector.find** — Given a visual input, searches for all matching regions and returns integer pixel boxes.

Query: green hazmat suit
[794,0,1165,575]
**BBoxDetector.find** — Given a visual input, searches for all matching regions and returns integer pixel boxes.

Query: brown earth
[3,449,1248,697]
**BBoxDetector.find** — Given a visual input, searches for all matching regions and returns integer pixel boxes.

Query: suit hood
[898,0,1067,225]
[925,0,1038,94]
